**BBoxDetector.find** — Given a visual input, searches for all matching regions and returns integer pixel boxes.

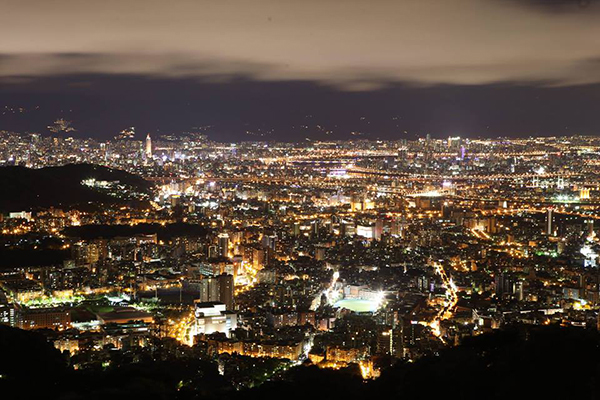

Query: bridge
[345,167,581,182]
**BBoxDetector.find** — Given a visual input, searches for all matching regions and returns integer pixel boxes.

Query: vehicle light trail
[311,271,340,310]
[169,311,195,346]
[470,228,491,241]
[428,262,459,342]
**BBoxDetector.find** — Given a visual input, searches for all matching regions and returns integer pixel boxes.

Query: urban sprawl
[1,130,599,385]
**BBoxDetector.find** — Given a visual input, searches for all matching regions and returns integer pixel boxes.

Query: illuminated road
[485,207,600,220]
[169,311,195,346]
[428,262,459,341]
[310,271,340,311]
[346,166,580,182]
[470,228,492,241]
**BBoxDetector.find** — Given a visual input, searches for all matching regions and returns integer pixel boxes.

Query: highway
[428,262,459,341]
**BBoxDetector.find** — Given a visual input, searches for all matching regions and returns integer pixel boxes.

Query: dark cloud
[1,74,599,141]
[509,0,599,12]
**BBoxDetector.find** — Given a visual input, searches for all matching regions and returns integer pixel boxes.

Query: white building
[194,302,237,337]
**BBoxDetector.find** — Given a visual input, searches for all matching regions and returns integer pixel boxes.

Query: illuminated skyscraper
[546,208,553,236]
[145,134,152,159]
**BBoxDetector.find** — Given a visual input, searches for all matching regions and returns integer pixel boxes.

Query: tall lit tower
[546,208,553,236]
[145,134,152,159]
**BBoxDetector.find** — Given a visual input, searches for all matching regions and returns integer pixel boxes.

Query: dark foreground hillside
[2,324,600,400]
[63,222,209,241]
[0,163,152,212]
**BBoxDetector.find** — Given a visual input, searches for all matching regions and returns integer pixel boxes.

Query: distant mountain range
[0,163,153,212]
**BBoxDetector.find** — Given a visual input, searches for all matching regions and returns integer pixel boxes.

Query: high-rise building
[374,219,384,240]
[218,233,230,258]
[199,277,220,303]
[312,220,320,238]
[199,274,234,310]
[218,274,234,310]
[252,246,267,268]
[145,134,152,159]
[546,208,553,236]
[495,273,523,300]
[208,245,219,259]
[262,234,277,251]
[586,219,595,240]
[376,328,391,355]
[315,245,326,261]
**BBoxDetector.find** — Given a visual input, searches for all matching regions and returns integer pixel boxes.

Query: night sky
[1,0,600,141]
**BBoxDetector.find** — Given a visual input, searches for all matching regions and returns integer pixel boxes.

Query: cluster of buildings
[2,132,600,382]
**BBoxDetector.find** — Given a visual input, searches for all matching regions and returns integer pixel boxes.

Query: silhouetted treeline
[0,248,70,269]
[2,324,600,400]
[64,222,209,241]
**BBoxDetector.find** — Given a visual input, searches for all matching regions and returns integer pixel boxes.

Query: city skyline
[4,2,600,399]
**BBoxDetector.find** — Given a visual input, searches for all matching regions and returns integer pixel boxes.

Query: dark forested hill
[0,164,152,212]
[63,222,209,241]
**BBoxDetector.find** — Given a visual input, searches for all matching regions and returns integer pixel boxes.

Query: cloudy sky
[1,0,600,140]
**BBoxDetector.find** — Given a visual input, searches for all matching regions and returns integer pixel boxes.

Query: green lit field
[334,299,379,313]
